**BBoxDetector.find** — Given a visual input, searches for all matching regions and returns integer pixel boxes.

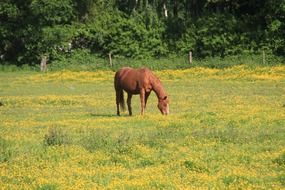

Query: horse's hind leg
[127,93,133,116]
[116,94,120,116]
[116,90,121,116]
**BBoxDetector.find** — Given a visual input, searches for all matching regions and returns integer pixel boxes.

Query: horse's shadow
[89,113,130,118]
[89,113,116,117]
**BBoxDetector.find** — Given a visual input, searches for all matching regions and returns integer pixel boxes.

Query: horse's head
[158,96,169,115]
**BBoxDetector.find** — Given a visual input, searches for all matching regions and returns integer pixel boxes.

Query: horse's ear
[163,96,167,100]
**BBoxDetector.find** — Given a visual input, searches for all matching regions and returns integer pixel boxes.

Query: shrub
[36,183,58,190]
[81,129,133,155]
[0,137,12,162]
[183,160,207,173]
[44,126,69,146]
[274,152,285,166]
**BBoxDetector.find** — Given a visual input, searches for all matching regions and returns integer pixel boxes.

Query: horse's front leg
[140,89,145,115]
[144,92,151,109]
[127,93,133,116]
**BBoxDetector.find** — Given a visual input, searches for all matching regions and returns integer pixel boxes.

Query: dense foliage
[0,0,284,65]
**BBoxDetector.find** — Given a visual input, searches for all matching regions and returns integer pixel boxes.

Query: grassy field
[0,65,285,189]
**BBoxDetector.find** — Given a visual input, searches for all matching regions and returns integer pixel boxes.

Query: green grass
[1,50,283,72]
[0,66,284,189]
[49,52,284,71]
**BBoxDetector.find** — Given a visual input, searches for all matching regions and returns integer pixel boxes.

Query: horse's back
[115,67,135,83]
[115,67,133,77]
[115,67,150,80]
[114,67,152,94]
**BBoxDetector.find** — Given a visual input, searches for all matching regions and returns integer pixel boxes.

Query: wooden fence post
[109,52,112,67]
[40,55,48,72]
[262,50,266,64]
[189,51,192,64]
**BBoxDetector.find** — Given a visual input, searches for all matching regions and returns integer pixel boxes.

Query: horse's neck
[151,75,166,99]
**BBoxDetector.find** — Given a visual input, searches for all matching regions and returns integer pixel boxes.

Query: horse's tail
[114,72,125,111]
[117,88,125,111]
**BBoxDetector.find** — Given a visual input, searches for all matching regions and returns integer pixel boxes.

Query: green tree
[265,0,285,55]
[0,0,284,66]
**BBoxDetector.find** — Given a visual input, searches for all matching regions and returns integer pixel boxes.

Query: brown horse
[114,67,169,116]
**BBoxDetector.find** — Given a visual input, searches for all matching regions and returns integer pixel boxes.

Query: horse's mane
[149,71,167,99]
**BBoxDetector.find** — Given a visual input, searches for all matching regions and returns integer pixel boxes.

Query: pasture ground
[0,66,285,189]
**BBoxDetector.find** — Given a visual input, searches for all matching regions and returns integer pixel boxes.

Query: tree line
[1,0,284,66]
